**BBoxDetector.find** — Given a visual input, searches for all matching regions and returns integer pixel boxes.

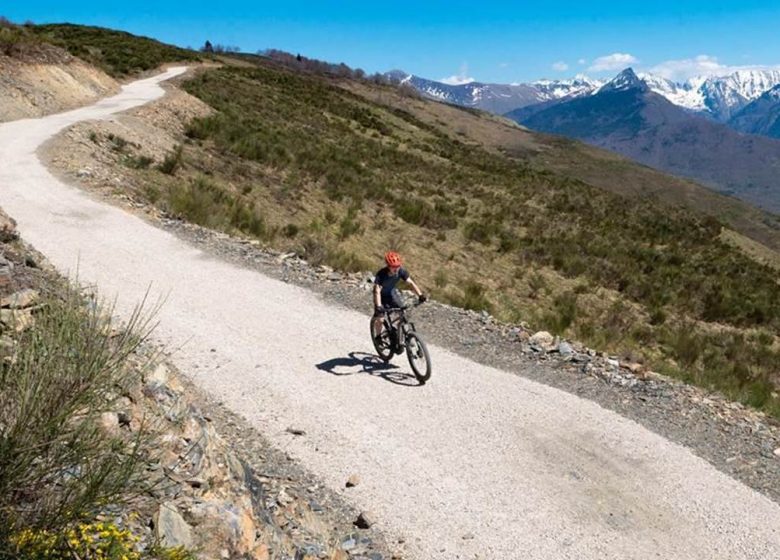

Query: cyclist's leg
[372,308,385,341]
[373,293,393,342]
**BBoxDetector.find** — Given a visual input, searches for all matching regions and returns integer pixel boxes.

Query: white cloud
[440,63,474,85]
[552,61,569,72]
[588,53,639,72]
[648,54,780,81]
[578,58,587,65]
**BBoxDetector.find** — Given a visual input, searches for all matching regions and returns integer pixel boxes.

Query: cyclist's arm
[406,278,423,297]
[373,284,382,308]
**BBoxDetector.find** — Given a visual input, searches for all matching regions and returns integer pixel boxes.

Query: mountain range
[385,70,601,115]
[516,69,780,213]
[389,67,780,125]
[392,67,780,212]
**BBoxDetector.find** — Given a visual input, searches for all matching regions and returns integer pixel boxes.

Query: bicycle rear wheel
[405,332,431,384]
[370,319,393,362]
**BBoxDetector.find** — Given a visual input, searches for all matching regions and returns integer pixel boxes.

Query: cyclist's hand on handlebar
[418,294,428,304]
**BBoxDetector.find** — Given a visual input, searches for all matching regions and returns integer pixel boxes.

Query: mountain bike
[370,302,432,384]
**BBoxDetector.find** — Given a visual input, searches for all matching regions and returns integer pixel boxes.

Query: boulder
[0,209,17,242]
[354,511,375,529]
[557,341,574,357]
[529,331,555,351]
[154,502,194,549]
[145,362,170,387]
[99,412,120,436]
[1,288,39,309]
[0,309,34,332]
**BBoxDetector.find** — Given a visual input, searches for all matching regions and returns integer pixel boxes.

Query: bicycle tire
[405,331,432,384]
[370,319,394,362]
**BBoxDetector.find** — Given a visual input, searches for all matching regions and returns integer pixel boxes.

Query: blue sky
[4,1,780,84]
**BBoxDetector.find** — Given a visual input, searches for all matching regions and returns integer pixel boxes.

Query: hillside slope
[729,84,780,139]
[0,21,118,120]
[38,53,780,417]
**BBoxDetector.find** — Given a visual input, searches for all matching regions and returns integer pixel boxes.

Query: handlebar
[382,301,425,313]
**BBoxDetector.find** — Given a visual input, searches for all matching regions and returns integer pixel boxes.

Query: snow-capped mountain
[385,71,602,115]
[637,73,707,112]
[598,68,649,93]
[513,67,780,214]
[531,75,602,99]
[636,69,780,121]
[391,67,780,127]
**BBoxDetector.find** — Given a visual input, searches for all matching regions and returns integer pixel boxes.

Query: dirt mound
[0,55,118,122]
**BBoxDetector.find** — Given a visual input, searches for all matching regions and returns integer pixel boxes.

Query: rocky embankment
[0,207,397,560]
[0,45,118,122]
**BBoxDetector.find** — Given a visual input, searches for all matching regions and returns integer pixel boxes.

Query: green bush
[0,285,155,543]
[543,291,579,335]
[158,145,183,175]
[27,23,200,77]
[124,155,154,169]
[454,280,493,313]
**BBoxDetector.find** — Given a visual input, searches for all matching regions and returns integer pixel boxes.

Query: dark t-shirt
[374,266,410,298]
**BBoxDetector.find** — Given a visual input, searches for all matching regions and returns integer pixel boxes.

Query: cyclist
[372,251,426,345]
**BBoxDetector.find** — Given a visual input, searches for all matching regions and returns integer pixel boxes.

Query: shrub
[8,522,140,560]
[455,280,493,313]
[543,291,579,335]
[0,285,156,541]
[124,155,154,169]
[325,248,373,273]
[283,223,299,238]
[158,145,183,175]
[107,133,128,152]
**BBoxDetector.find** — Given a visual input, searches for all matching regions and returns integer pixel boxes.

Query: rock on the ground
[346,474,361,488]
[557,341,574,357]
[145,362,170,387]
[0,209,18,242]
[355,511,375,529]
[529,331,555,351]
[1,288,39,309]
[154,502,194,549]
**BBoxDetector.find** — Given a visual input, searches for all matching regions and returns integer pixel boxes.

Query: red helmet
[384,251,402,267]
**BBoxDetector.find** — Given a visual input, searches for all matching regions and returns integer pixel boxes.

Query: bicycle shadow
[315,351,420,387]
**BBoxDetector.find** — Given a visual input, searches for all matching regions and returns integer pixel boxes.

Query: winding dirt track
[1,68,779,560]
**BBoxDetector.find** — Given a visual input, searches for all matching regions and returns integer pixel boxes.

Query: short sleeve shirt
[374,266,410,297]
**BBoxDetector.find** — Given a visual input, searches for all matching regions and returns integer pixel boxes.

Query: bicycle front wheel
[405,332,432,384]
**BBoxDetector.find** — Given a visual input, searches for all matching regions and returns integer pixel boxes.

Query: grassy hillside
[344,78,780,253]
[26,23,200,77]
[105,58,780,417]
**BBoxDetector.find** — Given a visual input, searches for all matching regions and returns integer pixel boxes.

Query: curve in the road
[0,67,778,560]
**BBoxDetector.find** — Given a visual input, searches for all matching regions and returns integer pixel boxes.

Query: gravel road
[1,67,779,560]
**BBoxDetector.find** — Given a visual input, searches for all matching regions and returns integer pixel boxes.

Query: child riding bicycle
[372,251,426,345]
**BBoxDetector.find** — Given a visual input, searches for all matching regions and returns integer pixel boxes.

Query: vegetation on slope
[26,23,200,77]
[107,59,780,417]
[0,284,171,559]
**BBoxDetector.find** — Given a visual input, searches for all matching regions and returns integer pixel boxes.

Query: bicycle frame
[381,303,420,350]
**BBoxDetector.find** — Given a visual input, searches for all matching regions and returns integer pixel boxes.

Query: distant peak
[384,69,411,82]
[600,68,648,93]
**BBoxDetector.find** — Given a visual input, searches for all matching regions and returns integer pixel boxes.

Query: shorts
[373,290,403,316]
